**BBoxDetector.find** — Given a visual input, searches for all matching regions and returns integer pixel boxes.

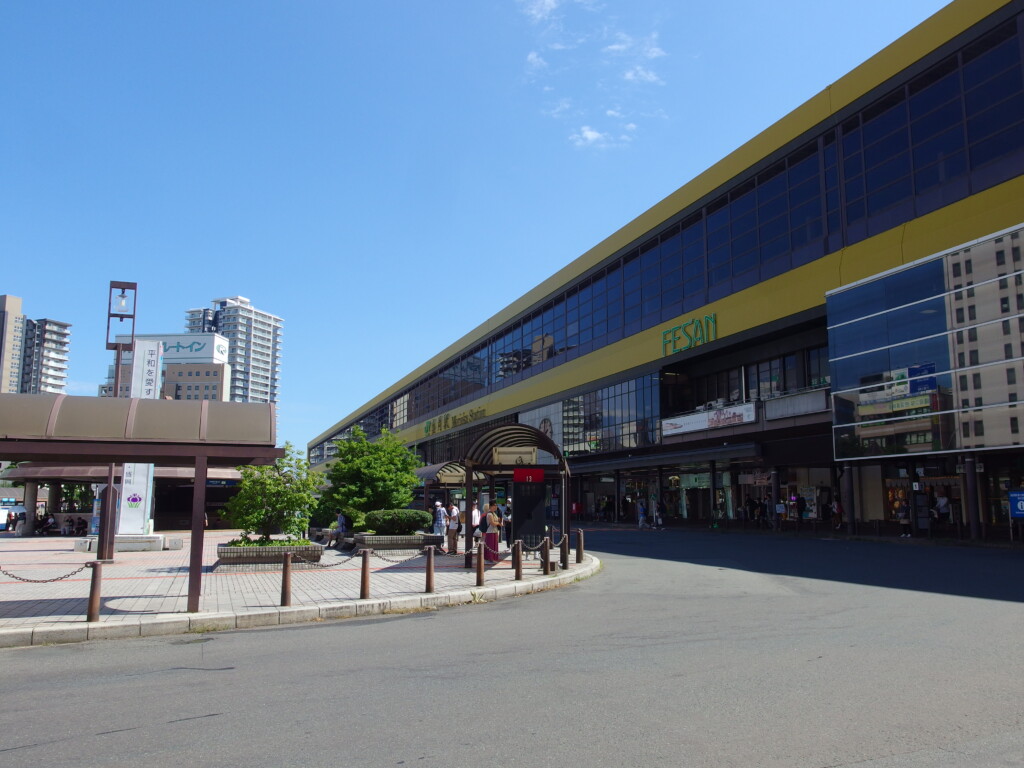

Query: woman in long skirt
[484,503,501,563]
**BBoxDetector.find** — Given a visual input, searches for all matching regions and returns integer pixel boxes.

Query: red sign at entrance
[513,468,544,483]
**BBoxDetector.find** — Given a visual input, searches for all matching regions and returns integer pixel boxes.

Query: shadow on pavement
[581,525,1024,604]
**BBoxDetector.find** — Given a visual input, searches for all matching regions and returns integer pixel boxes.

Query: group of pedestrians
[637,498,666,530]
[433,499,512,561]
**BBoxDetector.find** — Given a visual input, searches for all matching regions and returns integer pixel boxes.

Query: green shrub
[224,536,312,547]
[363,509,432,536]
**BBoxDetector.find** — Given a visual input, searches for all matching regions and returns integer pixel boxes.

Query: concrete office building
[99,333,231,401]
[310,0,1024,540]
[185,297,282,404]
[0,295,70,395]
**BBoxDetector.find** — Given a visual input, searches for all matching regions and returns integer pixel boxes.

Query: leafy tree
[224,443,321,543]
[319,427,422,525]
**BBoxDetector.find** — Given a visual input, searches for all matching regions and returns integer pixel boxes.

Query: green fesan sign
[662,313,717,356]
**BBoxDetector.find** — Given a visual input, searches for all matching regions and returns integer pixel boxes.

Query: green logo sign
[662,313,717,356]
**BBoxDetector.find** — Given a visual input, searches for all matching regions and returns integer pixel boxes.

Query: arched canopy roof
[463,424,569,475]
[415,461,488,484]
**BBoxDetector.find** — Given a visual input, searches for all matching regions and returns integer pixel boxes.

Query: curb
[0,554,601,649]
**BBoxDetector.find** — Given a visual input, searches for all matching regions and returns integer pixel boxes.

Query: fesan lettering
[661,312,718,356]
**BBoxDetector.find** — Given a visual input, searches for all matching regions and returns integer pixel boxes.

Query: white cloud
[606,108,623,118]
[624,65,663,85]
[624,122,637,131]
[545,97,573,117]
[570,125,610,147]
[520,0,559,23]
[602,33,633,54]
[642,33,666,59]
[526,51,548,73]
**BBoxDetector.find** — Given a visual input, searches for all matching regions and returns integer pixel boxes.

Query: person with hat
[432,500,446,537]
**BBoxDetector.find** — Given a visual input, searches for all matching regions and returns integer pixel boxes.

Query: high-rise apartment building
[0,295,70,395]
[184,297,282,404]
[0,295,25,394]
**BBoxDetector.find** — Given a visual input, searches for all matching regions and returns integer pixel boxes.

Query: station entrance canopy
[0,393,284,612]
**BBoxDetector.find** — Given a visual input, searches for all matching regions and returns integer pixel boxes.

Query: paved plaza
[0,530,598,647]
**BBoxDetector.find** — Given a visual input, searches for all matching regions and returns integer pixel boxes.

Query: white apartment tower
[184,297,282,403]
[0,295,70,395]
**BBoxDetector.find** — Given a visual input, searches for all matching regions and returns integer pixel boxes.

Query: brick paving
[0,530,593,635]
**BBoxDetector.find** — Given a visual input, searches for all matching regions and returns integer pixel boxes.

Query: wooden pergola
[0,393,283,611]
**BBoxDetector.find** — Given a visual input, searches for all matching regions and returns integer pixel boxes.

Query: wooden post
[187,455,208,613]
[425,546,435,593]
[280,553,292,606]
[476,541,485,587]
[360,549,372,599]
[85,561,102,622]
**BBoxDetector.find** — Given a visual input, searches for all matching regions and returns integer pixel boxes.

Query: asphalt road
[3,528,1023,768]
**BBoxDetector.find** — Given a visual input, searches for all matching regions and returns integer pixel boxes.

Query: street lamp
[97,281,138,561]
[105,281,138,397]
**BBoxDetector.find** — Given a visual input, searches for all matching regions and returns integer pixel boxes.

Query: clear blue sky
[0,0,952,452]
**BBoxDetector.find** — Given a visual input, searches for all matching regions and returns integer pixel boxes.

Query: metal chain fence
[0,563,90,583]
[290,550,361,569]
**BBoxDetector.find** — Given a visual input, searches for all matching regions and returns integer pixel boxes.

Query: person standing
[500,501,512,547]
[433,500,446,537]
[335,511,348,548]
[470,501,482,542]
[446,502,460,554]
[484,502,502,563]
[832,498,844,530]
[933,489,951,527]
[637,498,648,529]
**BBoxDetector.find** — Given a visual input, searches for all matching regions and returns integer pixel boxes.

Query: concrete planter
[354,533,444,550]
[216,542,324,565]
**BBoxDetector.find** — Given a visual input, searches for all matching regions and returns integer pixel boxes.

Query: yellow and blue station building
[311,0,1024,539]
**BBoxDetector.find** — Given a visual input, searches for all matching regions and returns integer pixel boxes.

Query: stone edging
[0,554,601,649]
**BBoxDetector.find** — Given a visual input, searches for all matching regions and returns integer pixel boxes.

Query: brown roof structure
[0,393,284,612]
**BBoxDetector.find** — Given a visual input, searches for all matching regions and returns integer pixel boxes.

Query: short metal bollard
[476,542,485,587]
[85,561,103,623]
[280,552,292,607]
[513,540,523,580]
[575,528,585,563]
[425,546,435,594]
[541,537,551,575]
[360,548,372,600]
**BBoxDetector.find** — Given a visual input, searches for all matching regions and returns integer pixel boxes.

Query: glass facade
[828,225,1024,459]
[312,9,1024,463]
